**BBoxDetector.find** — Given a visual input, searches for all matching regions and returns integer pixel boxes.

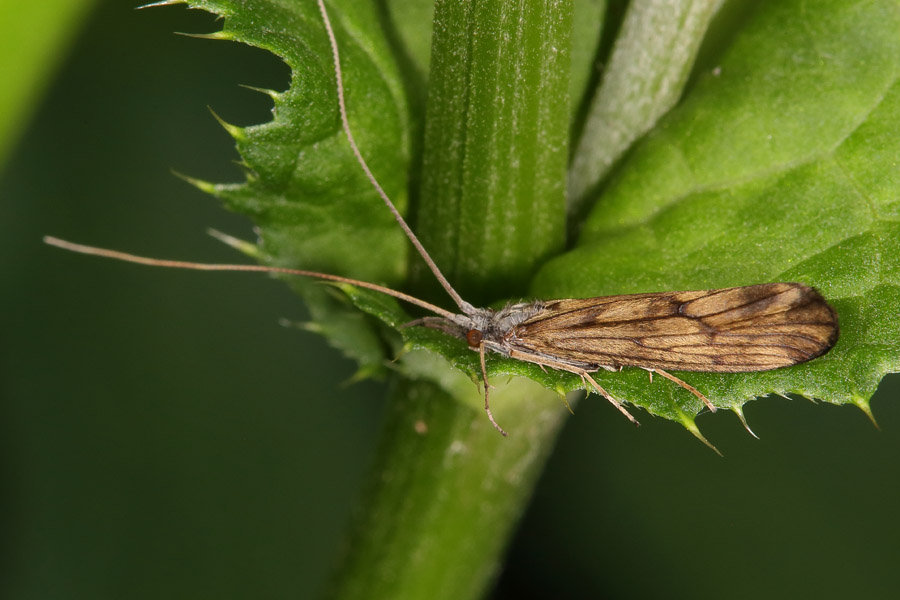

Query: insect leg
[649,368,716,413]
[504,348,640,426]
[479,342,509,437]
[580,371,641,427]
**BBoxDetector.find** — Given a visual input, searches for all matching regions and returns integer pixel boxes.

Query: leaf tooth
[679,415,722,456]
[853,396,880,430]
[343,365,383,386]
[207,107,245,141]
[732,406,759,440]
[231,159,258,182]
[137,0,187,9]
[290,320,323,334]
[174,30,234,42]
[171,170,217,195]
[557,394,575,415]
[206,228,259,258]
[238,84,282,102]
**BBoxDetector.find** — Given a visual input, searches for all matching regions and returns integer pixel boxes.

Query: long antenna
[315,0,473,314]
[43,236,457,319]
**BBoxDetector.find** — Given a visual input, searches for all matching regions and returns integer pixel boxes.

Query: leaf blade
[533,0,900,425]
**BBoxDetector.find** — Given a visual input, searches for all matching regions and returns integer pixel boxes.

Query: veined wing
[511,283,838,372]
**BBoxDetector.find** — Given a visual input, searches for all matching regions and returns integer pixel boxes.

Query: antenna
[315,0,474,315]
[43,236,457,319]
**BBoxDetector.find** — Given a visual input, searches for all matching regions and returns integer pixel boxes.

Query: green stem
[412,0,570,305]
[330,379,568,600]
[568,0,722,211]
[331,1,574,598]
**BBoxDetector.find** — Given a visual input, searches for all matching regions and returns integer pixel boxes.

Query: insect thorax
[441,301,545,352]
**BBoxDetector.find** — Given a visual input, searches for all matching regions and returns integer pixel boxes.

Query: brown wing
[512,283,839,372]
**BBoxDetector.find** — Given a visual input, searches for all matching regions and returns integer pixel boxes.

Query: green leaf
[384,0,434,77]
[534,0,900,431]
[170,0,899,441]
[172,0,585,404]
[171,0,411,372]
[0,0,98,166]
[141,0,900,598]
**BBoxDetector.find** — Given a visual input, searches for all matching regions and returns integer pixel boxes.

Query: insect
[45,0,839,437]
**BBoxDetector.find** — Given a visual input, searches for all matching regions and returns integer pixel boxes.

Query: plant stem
[412,0,570,305]
[331,0,574,598]
[568,0,723,211]
[330,379,568,600]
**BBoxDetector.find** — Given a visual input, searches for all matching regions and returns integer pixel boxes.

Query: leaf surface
[176,0,900,439]
[179,0,410,371]
[533,0,900,430]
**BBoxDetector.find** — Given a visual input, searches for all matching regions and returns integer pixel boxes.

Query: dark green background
[2,2,898,598]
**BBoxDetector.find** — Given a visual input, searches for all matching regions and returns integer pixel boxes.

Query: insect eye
[466,329,483,348]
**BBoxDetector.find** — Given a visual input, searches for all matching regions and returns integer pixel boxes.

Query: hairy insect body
[421,282,838,434]
[444,302,545,350]
[438,282,838,375]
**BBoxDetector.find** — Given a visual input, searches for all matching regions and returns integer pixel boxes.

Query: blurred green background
[2,2,898,598]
